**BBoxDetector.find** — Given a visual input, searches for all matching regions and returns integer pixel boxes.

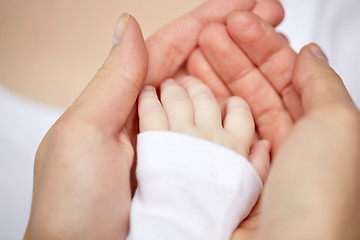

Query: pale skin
[23,0,360,240]
[138,77,270,183]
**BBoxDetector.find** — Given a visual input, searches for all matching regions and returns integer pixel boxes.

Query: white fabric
[127,131,262,240]
[0,86,63,239]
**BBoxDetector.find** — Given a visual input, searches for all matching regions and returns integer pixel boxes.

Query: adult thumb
[66,13,148,132]
[292,43,356,113]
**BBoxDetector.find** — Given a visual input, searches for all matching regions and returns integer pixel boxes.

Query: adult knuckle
[94,65,111,80]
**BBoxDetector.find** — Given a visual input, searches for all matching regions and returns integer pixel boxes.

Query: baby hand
[138,76,270,182]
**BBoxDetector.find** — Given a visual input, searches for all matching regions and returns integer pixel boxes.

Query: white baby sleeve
[127,131,263,240]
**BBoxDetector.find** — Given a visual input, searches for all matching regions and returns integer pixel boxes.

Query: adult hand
[196,11,360,239]
[24,14,148,240]
[24,0,285,239]
[256,44,360,239]
[192,10,298,150]
[231,45,360,240]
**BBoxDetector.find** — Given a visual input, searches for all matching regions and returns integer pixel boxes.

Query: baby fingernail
[143,85,156,92]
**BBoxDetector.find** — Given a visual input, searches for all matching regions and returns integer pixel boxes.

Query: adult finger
[64,14,148,134]
[187,48,231,102]
[226,11,303,120]
[146,0,284,86]
[199,23,293,149]
[252,0,284,27]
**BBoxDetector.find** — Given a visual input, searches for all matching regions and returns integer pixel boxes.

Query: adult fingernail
[309,43,329,64]
[113,13,130,46]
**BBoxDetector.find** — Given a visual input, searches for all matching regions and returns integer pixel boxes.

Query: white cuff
[127,131,263,240]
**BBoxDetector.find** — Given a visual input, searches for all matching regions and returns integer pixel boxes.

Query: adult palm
[196,10,360,239]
